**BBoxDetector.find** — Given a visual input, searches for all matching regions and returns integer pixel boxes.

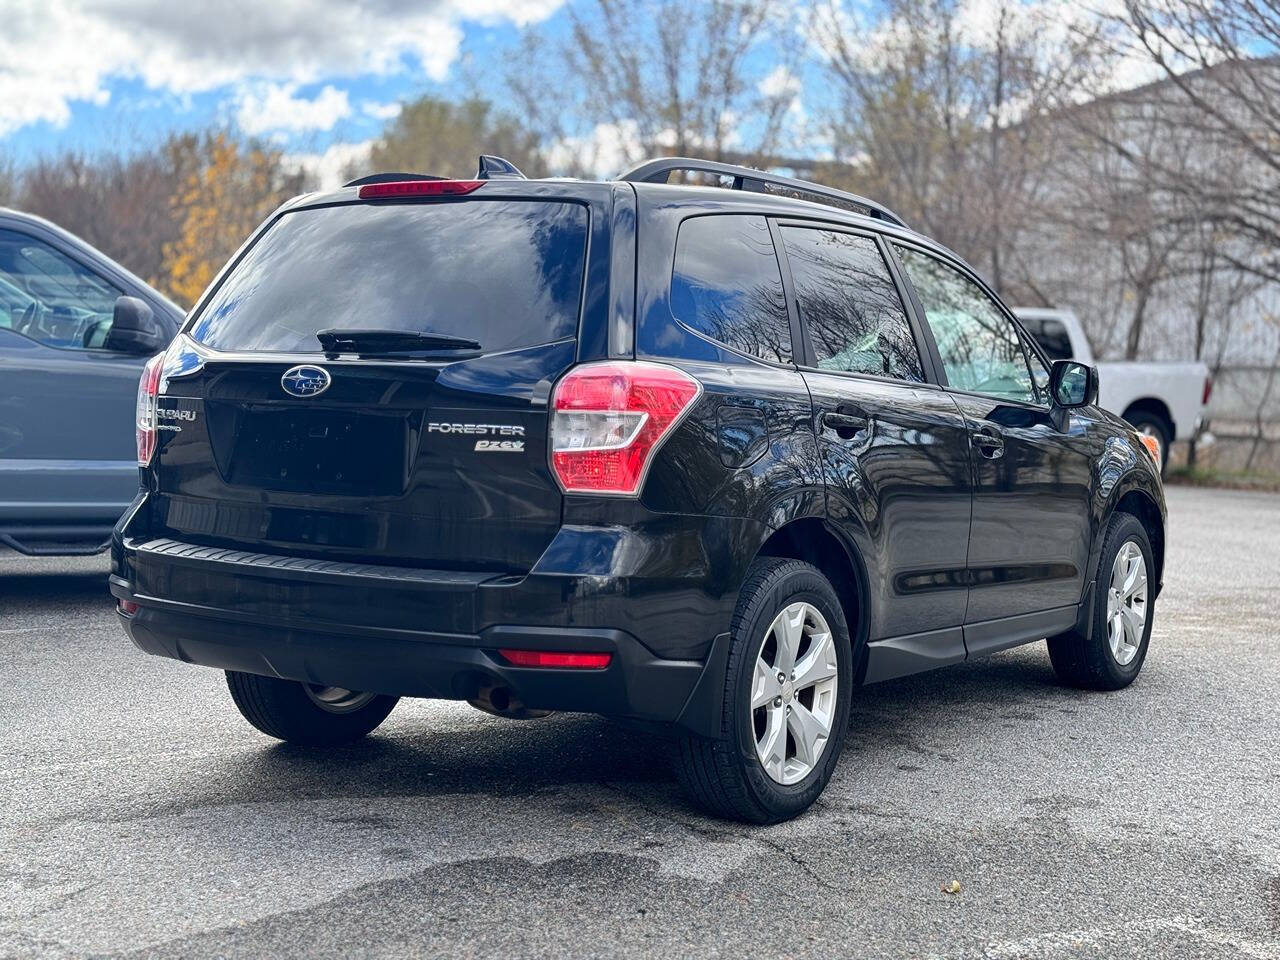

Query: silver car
[0,209,182,556]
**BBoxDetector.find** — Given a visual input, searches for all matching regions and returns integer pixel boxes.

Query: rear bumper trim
[110,573,719,731]
[127,537,497,589]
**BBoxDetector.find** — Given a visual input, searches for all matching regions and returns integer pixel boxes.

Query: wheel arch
[1107,486,1166,596]
[753,517,871,674]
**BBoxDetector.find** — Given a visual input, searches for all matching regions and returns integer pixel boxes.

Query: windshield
[187,199,589,354]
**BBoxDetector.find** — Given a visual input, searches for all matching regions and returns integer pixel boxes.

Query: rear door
[889,241,1096,646]
[154,193,599,572]
[779,223,974,670]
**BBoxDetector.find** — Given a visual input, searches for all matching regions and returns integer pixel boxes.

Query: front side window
[781,228,923,382]
[670,215,792,363]
[0,230,121,349]
[893,244,1036,403]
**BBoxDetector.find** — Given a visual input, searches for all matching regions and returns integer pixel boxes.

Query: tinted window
[0,230,121,349]
[1020,315,1073,360]
[893,244,1035,403]
[670,215,791,362]
[781,228,923,382]
[188,201,589,354]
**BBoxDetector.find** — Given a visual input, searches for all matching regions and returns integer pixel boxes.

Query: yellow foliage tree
[162,133,310,308]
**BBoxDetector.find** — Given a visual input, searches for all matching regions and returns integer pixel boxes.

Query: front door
[777,224,974,676]
[889,241,1096,649]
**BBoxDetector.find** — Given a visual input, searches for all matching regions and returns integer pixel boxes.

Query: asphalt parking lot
[2,485,1277,959]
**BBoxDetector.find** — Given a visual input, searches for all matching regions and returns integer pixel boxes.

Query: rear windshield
[187,200,589,354]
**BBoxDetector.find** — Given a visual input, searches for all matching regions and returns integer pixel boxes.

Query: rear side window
[670,215,792,363]
[780,227,923,382]
[188,200,589,354]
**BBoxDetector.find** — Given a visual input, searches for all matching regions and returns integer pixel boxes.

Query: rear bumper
[109,534,734,736]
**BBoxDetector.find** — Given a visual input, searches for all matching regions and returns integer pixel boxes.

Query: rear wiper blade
[317,328,482,355]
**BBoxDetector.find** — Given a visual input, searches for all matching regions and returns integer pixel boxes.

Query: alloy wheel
[1106,541,1148,666]
[303,684,377,714]
[749,601,839,785]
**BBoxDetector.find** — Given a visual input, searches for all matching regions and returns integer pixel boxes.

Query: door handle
[822,410,869,437]
[971,428,1005,459]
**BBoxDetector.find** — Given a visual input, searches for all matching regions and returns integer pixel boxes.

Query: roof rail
[618,157,907,228]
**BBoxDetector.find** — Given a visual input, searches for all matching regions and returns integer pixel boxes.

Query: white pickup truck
[1015,308,1212,473]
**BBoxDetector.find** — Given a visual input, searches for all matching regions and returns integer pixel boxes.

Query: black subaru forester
[112,156,1166,823]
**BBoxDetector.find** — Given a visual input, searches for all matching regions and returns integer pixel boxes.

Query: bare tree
[17,143,194,289]
[813,0,1103,292]
[508,0,802,174]
[1105,2,1280,283]
[353,97,548,181]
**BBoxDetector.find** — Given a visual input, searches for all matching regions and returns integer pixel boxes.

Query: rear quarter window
[187,200,589,354]
[670,214,792,363]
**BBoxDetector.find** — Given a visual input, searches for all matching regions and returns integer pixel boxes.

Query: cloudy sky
[0,0,568,185]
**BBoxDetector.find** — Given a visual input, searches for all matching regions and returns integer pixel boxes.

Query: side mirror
[1049,359,1098,409]
[105,296,165,354]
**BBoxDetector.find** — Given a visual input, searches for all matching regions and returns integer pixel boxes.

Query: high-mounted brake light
[499,649,613,669]
[549,361,702,496]
[136,353,165,466]
[357,180,484,199]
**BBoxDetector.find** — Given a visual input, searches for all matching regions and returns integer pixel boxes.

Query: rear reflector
[357,180,484,199]
[136,353,165,466]
[117,599,139,616]
[550,361,701,496]
[499,649,613,669]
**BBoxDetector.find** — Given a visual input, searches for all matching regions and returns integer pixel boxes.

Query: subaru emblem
[281,364,332,398]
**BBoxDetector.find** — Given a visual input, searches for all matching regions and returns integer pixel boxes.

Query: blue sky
[0,0,570,184]
[0,0,1137,187]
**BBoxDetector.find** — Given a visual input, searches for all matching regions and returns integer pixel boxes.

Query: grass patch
[1166,465,1280,492]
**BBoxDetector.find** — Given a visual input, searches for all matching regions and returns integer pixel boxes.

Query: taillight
[1202,375,1213,406]
[549,361,701,496]
[136,353,164,466]
[499,649,612,669]
[357,180,484,199]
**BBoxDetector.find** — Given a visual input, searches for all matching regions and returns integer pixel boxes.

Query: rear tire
[1047,512,1154,691]
[673,558,852,823]
[226,671,398,746]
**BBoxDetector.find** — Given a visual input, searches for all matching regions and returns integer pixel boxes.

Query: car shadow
[0,567,111,624]
[142,645,1077,821]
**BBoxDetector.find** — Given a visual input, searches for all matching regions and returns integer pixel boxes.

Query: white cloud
[758,65,801,101]
[546,120,651,178]
[361,100,402,121]
[0,0,565,137]
[285,139,374,191]
[237,83,351,135]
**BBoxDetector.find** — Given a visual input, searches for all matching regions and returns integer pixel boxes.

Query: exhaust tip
[467,683,553,721]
